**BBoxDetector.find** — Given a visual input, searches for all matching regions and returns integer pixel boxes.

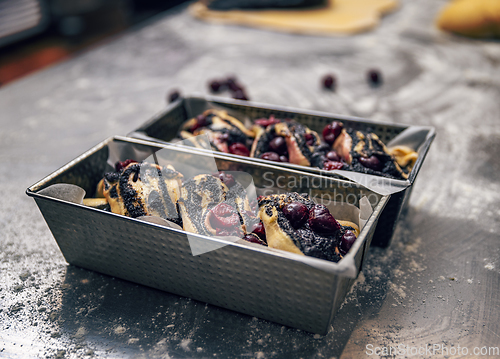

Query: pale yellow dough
[190,0,399,35]
[436,0,500,38]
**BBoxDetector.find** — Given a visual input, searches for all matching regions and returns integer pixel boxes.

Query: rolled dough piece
[436,0,500,38]
[190,0,399,35]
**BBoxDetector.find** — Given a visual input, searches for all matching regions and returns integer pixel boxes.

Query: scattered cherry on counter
[322,74,336,91]
[367,68,383,87]
[167,89,181,103]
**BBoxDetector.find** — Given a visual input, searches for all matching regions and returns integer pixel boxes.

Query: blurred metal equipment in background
[0,0,50,47]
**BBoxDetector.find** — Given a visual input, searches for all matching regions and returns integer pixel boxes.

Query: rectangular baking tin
[27,136,388,335]
[130,95,435,247]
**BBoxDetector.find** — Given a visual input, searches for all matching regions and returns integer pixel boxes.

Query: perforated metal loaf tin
[27,136,388,335]
[130,96,435,247]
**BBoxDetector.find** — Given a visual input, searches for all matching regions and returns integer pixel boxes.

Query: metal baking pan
[26,136,388,335]
[129,95,435,247]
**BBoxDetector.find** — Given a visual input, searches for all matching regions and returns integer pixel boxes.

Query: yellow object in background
[190,0,399,35]
[436,0,500,38]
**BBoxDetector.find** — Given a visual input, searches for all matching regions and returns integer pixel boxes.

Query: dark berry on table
[305,133,316,146]
[232,89,249,101]
[322,121,343,145]
[358,155,382,171]
[252,221,267,243]
[229,142,250,157]
[323,160,344,171]
[367,69,383,87]
[283,202,309,228]
[225,77,242,92]
[167,90,181,103]
[269,136,287,155]
[340,230,357,255]
[326,150,340,162]
[115,159,138,172]
[308,204,340,234]
[279,155,289,163]
[209,79,222,93]
[322,74,336,90]
[260,152,281,162]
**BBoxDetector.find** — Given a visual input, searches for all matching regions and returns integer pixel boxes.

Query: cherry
[254,116,281,128]
[232,89,249,101]
[308,204,340,234]
[260,152,280,162]
[340,230,357,255]
[367,69,383,87]
[359,155,382,171]
[209,203,240,231]
[305,133,316,146]
[269,136,287,155]
[115,159,138,172]
[252,221,267,243]
[283,202,309,228]
[209,79,222,93]
[322,74,336,90]
[190,114,209,132]
[279,155,289,163]
[326,150,340,161]
[225,77,242,92]
[322,121,343,145]
[243,234,266,245]
[323,160,344,171]
[212,171,236,187]
[167,90,181,103]
[229,142,250,157]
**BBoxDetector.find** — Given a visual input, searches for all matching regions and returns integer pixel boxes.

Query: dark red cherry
[232,89,249,101]
[209,80,222,93]
[229,143,250,157]
[283,202,309,228]
[367,69,383,87]
[254,116,281,128]
[340,230,357,255]
[115,159,138,172]
[269,136,287,155]
[322,121,343,145]
[323,160,344,171]
[243,234,266,245]
[167,90,181,103]
[326,150,340,161]
[359,155,382,171]
[322,74,336,90]
[225,77,242,92]
[209,203,240,230]
[260,152,280,162]
[279,155,289,163]
[308,204,340,234]
[252,221,266,243]
[213,171,236,187]
[305,133,316,146]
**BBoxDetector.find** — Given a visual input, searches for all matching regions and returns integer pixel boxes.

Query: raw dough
[436,0,500,38]
[190,0,399,35]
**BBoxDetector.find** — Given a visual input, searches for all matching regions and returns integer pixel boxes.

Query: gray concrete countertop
[1,1,499,358]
